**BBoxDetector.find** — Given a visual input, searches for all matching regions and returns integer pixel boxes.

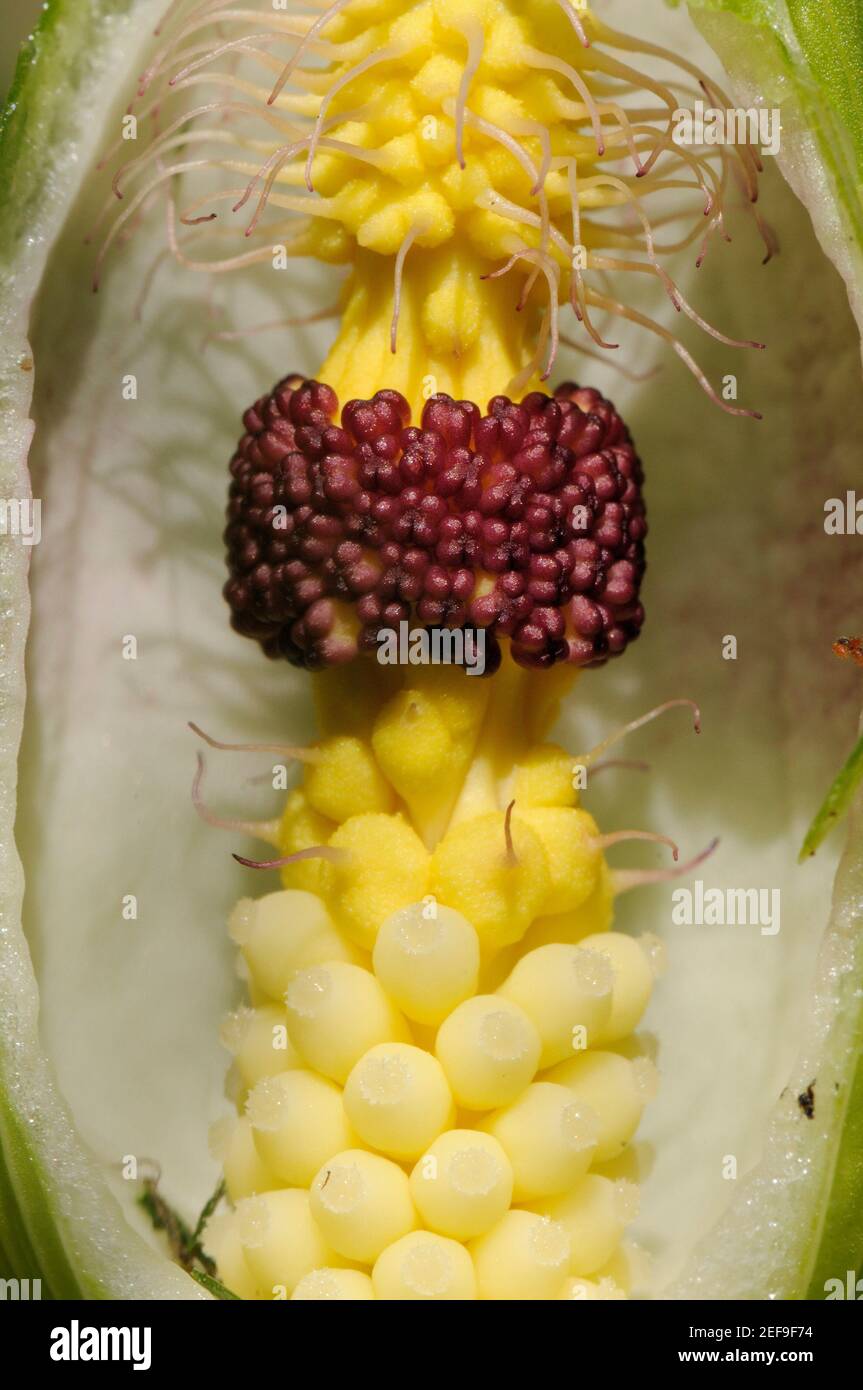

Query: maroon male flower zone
[223,378,646,672]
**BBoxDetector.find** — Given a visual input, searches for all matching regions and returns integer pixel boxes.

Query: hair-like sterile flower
[224,374,645,670]
[96,0,769,415]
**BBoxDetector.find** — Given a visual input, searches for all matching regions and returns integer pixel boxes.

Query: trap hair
[96,0,771,414]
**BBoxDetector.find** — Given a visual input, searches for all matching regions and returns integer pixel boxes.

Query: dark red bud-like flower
[224,378,646,672]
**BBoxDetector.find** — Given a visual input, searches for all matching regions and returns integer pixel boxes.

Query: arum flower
[0,0,861,1301]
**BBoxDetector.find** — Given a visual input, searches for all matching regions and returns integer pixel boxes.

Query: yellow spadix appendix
[96,0,765,1299]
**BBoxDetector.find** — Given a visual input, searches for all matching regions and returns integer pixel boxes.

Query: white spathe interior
[12,0,863,1293]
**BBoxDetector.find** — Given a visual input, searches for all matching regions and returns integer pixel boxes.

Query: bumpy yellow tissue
[213,662,654,1300]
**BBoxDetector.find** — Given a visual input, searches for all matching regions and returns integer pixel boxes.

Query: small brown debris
[798,1081,816,1120]
[833,637,863,667]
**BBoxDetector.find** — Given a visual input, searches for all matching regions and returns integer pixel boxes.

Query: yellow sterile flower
[371,688,465,844]
[510,742,579,809]
[522,858,614,951]
[519,805,603,915]
[304,735,396,821]
[429,808,551,951]
[276,790,336,896]
[372,668,490,844]
[322,811,431,948]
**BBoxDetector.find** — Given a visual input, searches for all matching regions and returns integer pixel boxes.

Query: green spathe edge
[0,0,860,1300]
